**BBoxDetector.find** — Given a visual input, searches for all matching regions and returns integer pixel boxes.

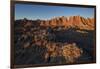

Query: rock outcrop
[40,16,95,30]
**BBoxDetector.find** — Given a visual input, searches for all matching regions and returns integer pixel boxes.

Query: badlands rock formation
[40,16,94,30]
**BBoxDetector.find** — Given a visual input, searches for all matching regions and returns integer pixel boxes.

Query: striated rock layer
[40,16,95,30]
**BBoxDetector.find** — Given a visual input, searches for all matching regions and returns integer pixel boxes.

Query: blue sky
[15,4,94,20]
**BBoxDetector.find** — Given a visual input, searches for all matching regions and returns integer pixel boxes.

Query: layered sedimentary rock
[40,16,95,30]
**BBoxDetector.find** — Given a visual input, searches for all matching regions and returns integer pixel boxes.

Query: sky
[15,4,95,20]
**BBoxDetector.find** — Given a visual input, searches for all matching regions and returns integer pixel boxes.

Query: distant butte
[16,16,95,30]
[40,16,94,30]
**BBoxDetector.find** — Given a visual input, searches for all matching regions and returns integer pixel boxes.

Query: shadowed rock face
[14,16,95,65]
[40,16,94,30]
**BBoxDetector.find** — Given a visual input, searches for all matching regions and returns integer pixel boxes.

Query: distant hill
[40,16,95,30]
[15,16,95,30]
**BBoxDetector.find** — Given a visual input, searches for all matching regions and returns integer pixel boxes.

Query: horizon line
[15,15,94,21]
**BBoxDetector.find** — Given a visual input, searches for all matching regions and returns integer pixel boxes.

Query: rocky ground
[14,17,95,65]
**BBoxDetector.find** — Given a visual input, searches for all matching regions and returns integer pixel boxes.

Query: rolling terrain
[14,16,96,65]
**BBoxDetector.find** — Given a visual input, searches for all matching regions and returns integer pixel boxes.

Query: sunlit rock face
[40,16,94,30]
